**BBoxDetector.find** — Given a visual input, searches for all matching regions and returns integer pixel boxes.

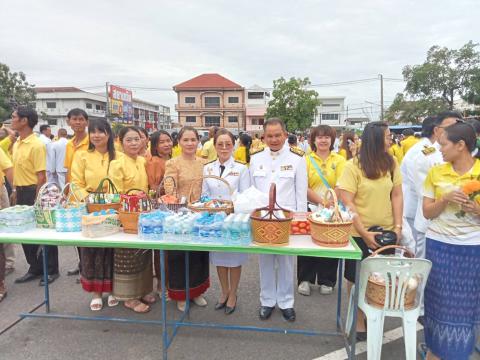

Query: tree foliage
[402,41,480,110]
[0,63,36,121]
[385,93,449,124]
[265,77,321,132]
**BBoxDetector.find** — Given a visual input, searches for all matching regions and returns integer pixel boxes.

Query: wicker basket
[187,175,234,214]
[34,182,61,229]
[153,176,186,212]
[118,189,152,234]
[366,245,417,310]
[250,183,293,246]
[308,189,352,247]
[86,177,122,213]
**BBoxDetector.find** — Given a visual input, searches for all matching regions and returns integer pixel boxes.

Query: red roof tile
[35,87,84,93]
[173,74,243,91]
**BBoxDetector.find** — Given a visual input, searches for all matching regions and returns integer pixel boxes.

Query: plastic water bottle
[241,214,251,246]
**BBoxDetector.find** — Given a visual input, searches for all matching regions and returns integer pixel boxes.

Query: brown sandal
[124,299,150,313]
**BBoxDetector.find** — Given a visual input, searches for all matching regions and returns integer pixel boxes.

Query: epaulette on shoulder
[250,147,265,156]
[422,146,436,156]
[290,147,305,157]
[205,159,216,165]
[234,159,246,165]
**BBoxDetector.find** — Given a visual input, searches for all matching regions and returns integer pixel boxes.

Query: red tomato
[298,222,306,228]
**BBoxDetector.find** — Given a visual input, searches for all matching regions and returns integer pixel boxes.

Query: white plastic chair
[346,248,432,360]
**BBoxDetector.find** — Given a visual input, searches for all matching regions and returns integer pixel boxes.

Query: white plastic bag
[232,186,269,213]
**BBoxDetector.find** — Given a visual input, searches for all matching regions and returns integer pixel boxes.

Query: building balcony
[175,104,245,111]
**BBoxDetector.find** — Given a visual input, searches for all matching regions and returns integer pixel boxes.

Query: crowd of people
[0,106,479,359]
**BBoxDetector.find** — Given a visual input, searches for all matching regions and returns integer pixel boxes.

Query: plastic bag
[232,186,269,213]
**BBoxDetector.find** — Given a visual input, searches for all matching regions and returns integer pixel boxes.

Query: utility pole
[379,74,384,121]
[105,82,110,123]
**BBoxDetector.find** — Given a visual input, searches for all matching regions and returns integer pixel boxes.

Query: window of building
[95,104,101,110]
[205,116,221,127]
[186,116,196,123]
[322,104,341,107]
[321,113,339,121]
[185,97,196,104]
[228,116,238,123]
[86,103,92,109]
[46,102,56,109]
[101,105,106,111]
[251,118,264,125]
[228,97,239,104]
[47,118,57,125]
[248,92,264,99]
[205,97,220,107]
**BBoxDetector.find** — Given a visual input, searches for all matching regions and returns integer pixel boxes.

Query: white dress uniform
[412,141,443,258]
[249,143,308,309]
[400,137,431,241]
[202,157,251,267]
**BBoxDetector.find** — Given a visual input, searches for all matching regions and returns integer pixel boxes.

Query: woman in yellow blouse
[164,126,208,312]
[338,122,403,339]
[108,126,152,313]
[298,125,346,297]
[338,131,356,160]
[233,133,252,165]
[421,122,480,360]
[71,119,118,311]
[388,135,404,164]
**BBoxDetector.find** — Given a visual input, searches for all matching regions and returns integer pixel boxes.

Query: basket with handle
[118,188,152,234]
[187,175,234,214]
[34,182,62,228]
[366,245,417,310]
[154,176,186,212]
[86,177,122,213]
[250,183,293,246]
[307,189,353,247]
[55,182,87,232]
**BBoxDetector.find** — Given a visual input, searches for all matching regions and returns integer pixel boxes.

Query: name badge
[227,171,240,177]
[280,165,293,171]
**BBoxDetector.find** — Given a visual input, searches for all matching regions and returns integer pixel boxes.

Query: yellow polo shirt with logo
[388,144,404,164]
[0,137,13,160]
[64,134,89,182]
[0,149,13,185]
[306,152,346,198]
[337,158,402,236]
[108,154,148,194]
[423,160,480,245]
[201,138,217,162]
[12,133,46,186]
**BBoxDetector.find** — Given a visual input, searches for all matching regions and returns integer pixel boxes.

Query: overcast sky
[1,0,478,120]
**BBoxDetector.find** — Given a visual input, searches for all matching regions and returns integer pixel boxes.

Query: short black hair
[15,106,38,129]
[436,110,463,125]
[421,116,437,138]
[263,117,286,132]
[119,126,141,143]
[288,134,297,146]
[39,124,50,133]
[67,108,88,120]
[402,128,415,137]
[444,122,477,153]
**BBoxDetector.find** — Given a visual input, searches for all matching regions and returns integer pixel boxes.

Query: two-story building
[245,85,270,133]
[312,96,346,128]
[173,74,245,134]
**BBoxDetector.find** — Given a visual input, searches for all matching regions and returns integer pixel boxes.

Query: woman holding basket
[71,119,118,311]
[164,126,209,312]
[202,129,250,314]
[108,126,154,313]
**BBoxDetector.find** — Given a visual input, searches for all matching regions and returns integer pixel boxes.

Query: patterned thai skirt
[424,238,480,360]
[80,247,113,293]
[113,248,153,301]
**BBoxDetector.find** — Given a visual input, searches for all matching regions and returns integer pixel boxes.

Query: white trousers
[405,217,418,244]
[415,231,426,259]
[259,254,294,309]
[48,172,67,189]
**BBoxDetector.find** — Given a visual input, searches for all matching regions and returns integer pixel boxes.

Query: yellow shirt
[114,140,123,154]
[388,144,404,164]
[201,138,217,162]
[234,146,248,164]
[0,148,13,184]
[108,154,148,194]
[12,133,46,186]
[401,136,419,155]
[423,160,480,245]
[338,148,348,160]
[337,158,402,236]
[64,134,89,181]
[0,137,13,159]
[172,144,182,158]
[70,149,115,200]
[306,152,346,197]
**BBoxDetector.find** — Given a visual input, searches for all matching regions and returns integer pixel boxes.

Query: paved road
[1,244,478,360]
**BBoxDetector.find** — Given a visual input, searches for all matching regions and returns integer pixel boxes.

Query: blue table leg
[42,245,50,313]
[348,259,361,360]
[160,250,169,360]
[336,259,344,331]
[185,251,190,317]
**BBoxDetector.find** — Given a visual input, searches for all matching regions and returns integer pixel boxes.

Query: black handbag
[368,226,398,247]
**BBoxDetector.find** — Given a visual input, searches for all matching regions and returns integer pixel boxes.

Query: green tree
[402,41,480,110]
[265,77,321,132]
[0,63,36,120]
[385,93,449,124]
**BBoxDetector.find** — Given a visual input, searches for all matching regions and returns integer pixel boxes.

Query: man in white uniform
[51,128,68,188]
[39,125,55,184]
[249,118,308,322]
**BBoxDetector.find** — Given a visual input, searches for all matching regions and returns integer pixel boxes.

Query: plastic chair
[346,248,432,360]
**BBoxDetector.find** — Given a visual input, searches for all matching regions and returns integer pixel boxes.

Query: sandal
[107,295,119,307]
[124,299,150,313]
[90,297,103,311]
[142,293,157,304]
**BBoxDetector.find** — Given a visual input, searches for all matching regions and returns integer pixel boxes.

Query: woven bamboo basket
[187,175,234,214]
[308,189,352,247]
[154,176,186,212]
[86,177,122,213]
[34,182,61,229]
[250,183,292,246]
[118,189,152,234]
[366,245,417,310]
